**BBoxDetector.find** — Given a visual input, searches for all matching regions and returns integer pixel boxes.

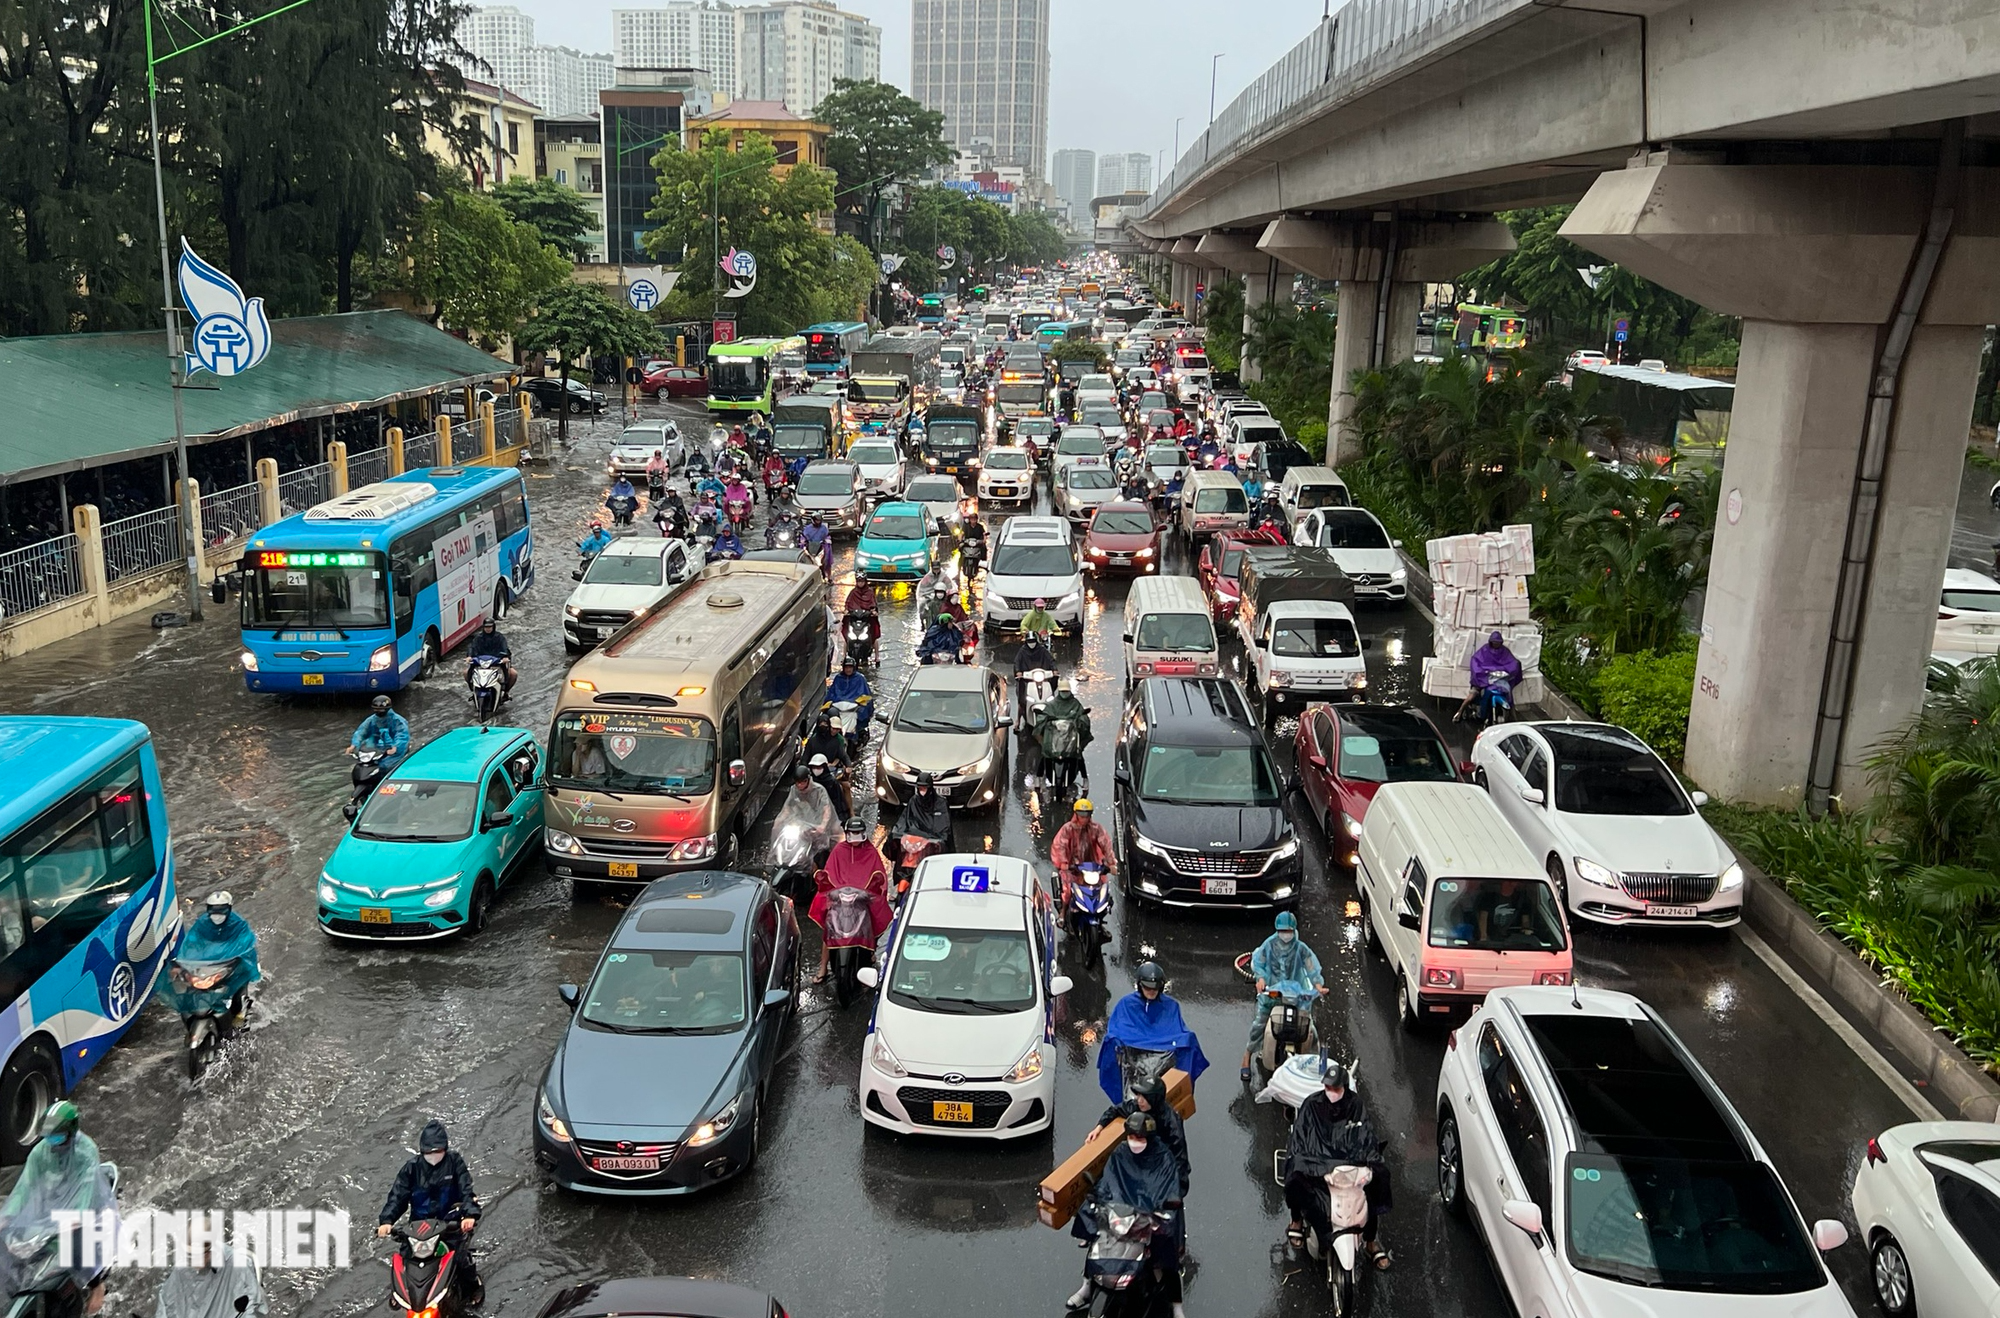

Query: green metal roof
[0,310,512,485]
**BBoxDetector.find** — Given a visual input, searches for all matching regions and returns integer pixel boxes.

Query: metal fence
[493,407,526,450]
[1143,0,1520,218]
[448,420,482,465]
[404,430,441,470]
[277,463,331,519]
[0,534,85,624]
[347,445,390,489]
[200,480,263,549]
[100,506,182,585]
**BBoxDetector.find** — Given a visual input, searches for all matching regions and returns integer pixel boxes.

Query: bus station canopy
[0,310,513,485]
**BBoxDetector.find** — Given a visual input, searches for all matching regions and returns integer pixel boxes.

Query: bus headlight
[369,644,395,672]
[239,651,258,671]
[546,830,584,856]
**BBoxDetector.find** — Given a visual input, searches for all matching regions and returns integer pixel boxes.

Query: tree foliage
[889,186,1071,293]
[814,78,953,240]
[516,282,662,441]
[393,188,568,347]
[491,177,598,260]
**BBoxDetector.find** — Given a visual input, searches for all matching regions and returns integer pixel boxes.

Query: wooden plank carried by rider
[1036,1067,1195,1230]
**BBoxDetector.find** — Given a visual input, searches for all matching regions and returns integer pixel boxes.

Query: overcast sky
[503,0,1332,173]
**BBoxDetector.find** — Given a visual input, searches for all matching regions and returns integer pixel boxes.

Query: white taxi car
[856,854,1069,1139]
[976,445,1035,506]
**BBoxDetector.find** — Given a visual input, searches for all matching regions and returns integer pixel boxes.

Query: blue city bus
[238,466,535,693]
[0,717,179,1161]
[802,321,869,376]
[916,294,947,327]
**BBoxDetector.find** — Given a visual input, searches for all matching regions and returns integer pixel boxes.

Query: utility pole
[145,3,199,620]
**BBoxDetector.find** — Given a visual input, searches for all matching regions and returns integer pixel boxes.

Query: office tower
[1096,151,1150,197]
[1051,148,1095,217]
[911,0,1051,181]
[614,1,740,92]
[738,1,881,117]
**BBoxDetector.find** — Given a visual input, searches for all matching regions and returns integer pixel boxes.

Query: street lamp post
[1173,117,1183,171]
[1209,53,1226,129]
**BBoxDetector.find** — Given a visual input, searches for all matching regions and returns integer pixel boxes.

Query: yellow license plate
[608,862,639,879]
[932,1100,974,1124]
[358,908,392,924]
[300,673,324,686]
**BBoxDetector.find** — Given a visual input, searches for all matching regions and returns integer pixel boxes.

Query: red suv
[641,365,708,399]
[1195,526,1287,620]
[1293,703,1464,869]
[1081,501,1162,575]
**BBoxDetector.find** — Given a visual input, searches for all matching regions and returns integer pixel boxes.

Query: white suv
[562,536,697,653]
[983,517,1084,635]
[856,854,1070,1139]
[1438,986,1852,1318]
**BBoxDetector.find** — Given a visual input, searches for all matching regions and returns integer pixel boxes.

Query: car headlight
[239,651,258,671]
[686,1094,742,1147]
[1004,1045,1044,1084]
[318,882,337,904]
[871,1032,908,1078]
[1343,815,1363,839]
[537,1091,572,1144]
[1271,836,1300,860]
[1136,547,1155,558]
[546,829,584,856]
[1132,833,1170,859]
[1718,862,1744,892]
[565,605,581,617]
[1390,568,1407,581]
[669,833,718,862]
[1268,670,1293,687]
[1574,856,1621,889]
[423,885,460,908]
[947,753,993,779]
[1058,591,1081,608]
[369,644,395,672]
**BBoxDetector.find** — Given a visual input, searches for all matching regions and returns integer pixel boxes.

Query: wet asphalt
[0,395,1920,1318]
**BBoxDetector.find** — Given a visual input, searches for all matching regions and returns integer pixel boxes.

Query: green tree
[516,282,663,443]
[814,79,952,245]
[491,177,598,260]
[809,235,878,325]
[1004,208,1070,268]
[395,188,568,347]
[642,129,840,335]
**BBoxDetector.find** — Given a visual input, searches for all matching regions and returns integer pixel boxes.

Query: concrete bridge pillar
[1563,157,2000,806]
[1195,232,1289,382]
[1258,216,1514,466]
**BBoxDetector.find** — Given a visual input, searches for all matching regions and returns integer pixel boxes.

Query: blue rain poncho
[1096,991,1209,1103]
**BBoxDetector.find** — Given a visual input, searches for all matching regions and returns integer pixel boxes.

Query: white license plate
[1202,879,1237,896]
[1646,905,1698,919]
[590,1156,660,1172]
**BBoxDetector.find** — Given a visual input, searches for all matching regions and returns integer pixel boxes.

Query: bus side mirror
[211,578,227,604]
[728,759,747,786]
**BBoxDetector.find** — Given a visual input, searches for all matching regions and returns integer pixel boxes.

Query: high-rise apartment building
[738,1,881,117]
[459,5,535,61]
[911,0,1051,182]
[456,7,613,119]
[613,2,740,93]
[1050,148,1095,219]
[1096,151,1151,197]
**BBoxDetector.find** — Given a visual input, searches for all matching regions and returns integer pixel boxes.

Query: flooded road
[0,398,1923,1317]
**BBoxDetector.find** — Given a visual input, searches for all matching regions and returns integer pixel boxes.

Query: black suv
[1115,677,1301,909]
[523,376,606,415]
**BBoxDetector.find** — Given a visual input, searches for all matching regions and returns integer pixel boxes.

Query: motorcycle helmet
[1122,1110,1156,1139]
[1032,597,1047,608]
[1320,1059,1351,1093]
[843,817,869,840]
[1274,911,1298,932]
[1134,960,1166,992]
[809,753,829,770]
[38,1100,79,1144]
[793,765,811,785]
[1131,1075,1168,1114]
[419,1119,450,1153]
[1072,798,1094,815]
[204,891,235,926]
[1056,677,1074,693]
[915,771,936,790]
[371,695,392,713]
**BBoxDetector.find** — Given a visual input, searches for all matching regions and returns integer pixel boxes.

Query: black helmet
[1320,1059,1351,1092]
[843,817,869,840]
[419,1119,449,1153]
[793,764,811,784]
[915,771,935,789]
[1131,1075,1168,1113]
[372,695,392,712]
[1135,961,1166,992]
[1122,1110,1156,1139]
[480,617,496,631]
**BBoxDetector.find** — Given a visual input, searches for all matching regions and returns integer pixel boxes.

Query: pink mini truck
[1356,782,1574,1028]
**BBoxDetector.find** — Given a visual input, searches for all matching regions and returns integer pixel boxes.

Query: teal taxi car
[854,501,944,582]
[319,726,545,940]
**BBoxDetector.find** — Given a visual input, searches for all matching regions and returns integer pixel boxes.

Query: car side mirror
[855,966,880,989]
[762,987,791,1010]
[1048,975,1074,997]
[1520,787,1545,806]
[1813,1219,1848,1252]
[1397,907,1420,931]
[1114,760,1132,784]
[1391,538,1403,549]
[482,811,513,830]
[1305,747,1325,768]
[557,983,579,1007]
[1690,790,1710,807]
[1502,1199,1544,1238]
[728,759,746,786]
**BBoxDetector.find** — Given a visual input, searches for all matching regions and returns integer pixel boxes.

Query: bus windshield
[996,384,1044,406]
[805,338,845,364]
[709,358,765,398]
[242,551,389,631]
[549,711,718,796]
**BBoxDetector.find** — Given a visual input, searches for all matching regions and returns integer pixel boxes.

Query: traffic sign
[1614,317,1629,331]
[712,319,737,344]
[1613,329,1628,343]
[627,278,660,311]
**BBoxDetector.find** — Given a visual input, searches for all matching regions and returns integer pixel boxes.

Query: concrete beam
[1258,217,1515,283]
[1193,231,1273,276]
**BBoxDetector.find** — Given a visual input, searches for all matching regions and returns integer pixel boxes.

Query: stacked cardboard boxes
[1421,525,1545,706]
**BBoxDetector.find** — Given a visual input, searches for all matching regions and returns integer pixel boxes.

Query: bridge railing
[1145,0,1520,218]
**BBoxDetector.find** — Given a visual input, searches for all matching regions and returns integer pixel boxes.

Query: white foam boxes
[1424,524,1544,703]
[1421,656,1472,698]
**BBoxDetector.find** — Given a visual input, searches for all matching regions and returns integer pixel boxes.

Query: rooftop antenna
[1571,975,1583,1010]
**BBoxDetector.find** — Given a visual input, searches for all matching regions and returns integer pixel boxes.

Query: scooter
[823,699,868,757]
[345,747,391,821]
[843,610,878,665]
[1065,859,1112,946]
[820,885,876,1008]
[956,618,978,666]
[606,493,638,528]
[893,831,946,902]
[1258,982,1322,1075]
[1074,1202,1178,1317]
[770,823,814,906]
[725,497,752,533]
[958,535,985,580]
[386,1220,473,1318]
[1018,664,1056,728]
[169,956,249,1080]
[1465,672,1515,728]
[2,1164,119,1318]
[466,656,506,725]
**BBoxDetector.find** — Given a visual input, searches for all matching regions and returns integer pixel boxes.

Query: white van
[1356,782,1574,1029]
[1276,466,1352,530]
[1122,576,1220,683]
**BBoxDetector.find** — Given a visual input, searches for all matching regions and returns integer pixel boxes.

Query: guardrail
[404,430,441,470]
[347,445,390,490]
[200,480,263,549]
[1142,0,1518,219]
[0,535,84,624]
[493,407,526,450]
[277,463,330,519]
[100,506,182,585]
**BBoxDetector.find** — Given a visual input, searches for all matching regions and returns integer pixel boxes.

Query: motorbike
[345,746,391,821]
[606,493,638,528]
[2,1164,119,1318]
[820,885,877,1008]
[466,655,506,725]
[956,618,978,665]
[1315,1165,1374,1317]
[893,830,947,901]
[1258,981,1322,1075]
[843,609,878,665]
[1065,859,1112,946]
[1466,672,1515,728]
[770,822,815,906]
[766,518,800,551]
[823,698,868,757]
[647,471,668,505]
[725,497,752,533]
[958,535,985,580]
[169,956,249,1079]
[386,1221,473,1318]
[1077,1203,1179,1318]
[1019,664,1056,728]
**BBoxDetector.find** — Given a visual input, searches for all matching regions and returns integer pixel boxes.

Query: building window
[508,122,520,157]
[773,139,798,165]
[555,167,567,184]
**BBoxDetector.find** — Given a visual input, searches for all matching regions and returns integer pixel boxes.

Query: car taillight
[1535,971,1570,986]
[1866,1137,1886,1166]
[1423,967,1460,989]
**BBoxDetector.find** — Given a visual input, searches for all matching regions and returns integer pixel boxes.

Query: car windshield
[583,553,663,586]
[894,685,990,734]
[888,926,1036,1014]
[906,479,958,504]
[798,468,856,496]
[1426,878,1568,951]
[1058,434,1106,456]
[1335,722,1455,783]
[990,542,1075,576]
[1194,486,1248,514]
[1136,612,1214,652]
[1311,511,1391,549]
[549,712,718,796]
[984,449,1030,470]
[1139,744,1281,805]
[1294,484,1351,510]
[353,779,475,842]
[1068,468,1116,491]
[929,422,980,449]
[1140,393,1167,410]
[1081,410,1123,428]
[867,514,925,541]
[580,949,746,1034]
[1272,617,1361,658]
[1546,729,1690,815]
[242,552,390,630]
[848,443,896,465]
[996,384,1044,404]
[1017,421,1054,439]
[1942,589,2000,612]
[1093,510,1154,536]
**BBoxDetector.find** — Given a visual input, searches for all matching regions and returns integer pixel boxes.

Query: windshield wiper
[903,719,977,733]
[924,996,1017,1014]
[551,779,625,801]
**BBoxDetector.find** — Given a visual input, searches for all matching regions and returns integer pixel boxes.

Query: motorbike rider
[644,449,670,494]
[916,612,964,665]
[606,473,638,520]
[825,658,875,733]
[1065,1111,1188,1318]
[810,818,894,982]
[1019,597,1057,644]
[1284,1061,1393,1271]
[376,1119,484,1308]
[764,507,801,550]
[761,450,788,501]
[653,488,688,540]
[721,473,754,524]
[1459,629,1523,721]
[842,580,882,651]
[1051,798,1116,909]
[465,618,517,698]
[1033,677,1092,787]
[349,695,410,770]
[576,520,614,560]
[695,470,727,504]
[166,890,260,1015]
[897,771,953,862]
[1098,1075,1189,1199]
[153,1229,265,1318]
[1013,630,1058,731]
[775,765,840,871]
[1096,961,1209,1104]
[709,524,745,560]
[1241,911,1325,1080]
[800,512,831,554]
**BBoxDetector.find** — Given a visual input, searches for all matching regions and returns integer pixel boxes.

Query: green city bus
[1453,304,1529,353]
[707,336,806,415]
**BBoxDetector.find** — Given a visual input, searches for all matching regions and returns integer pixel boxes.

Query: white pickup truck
[1233,545,1368,723]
